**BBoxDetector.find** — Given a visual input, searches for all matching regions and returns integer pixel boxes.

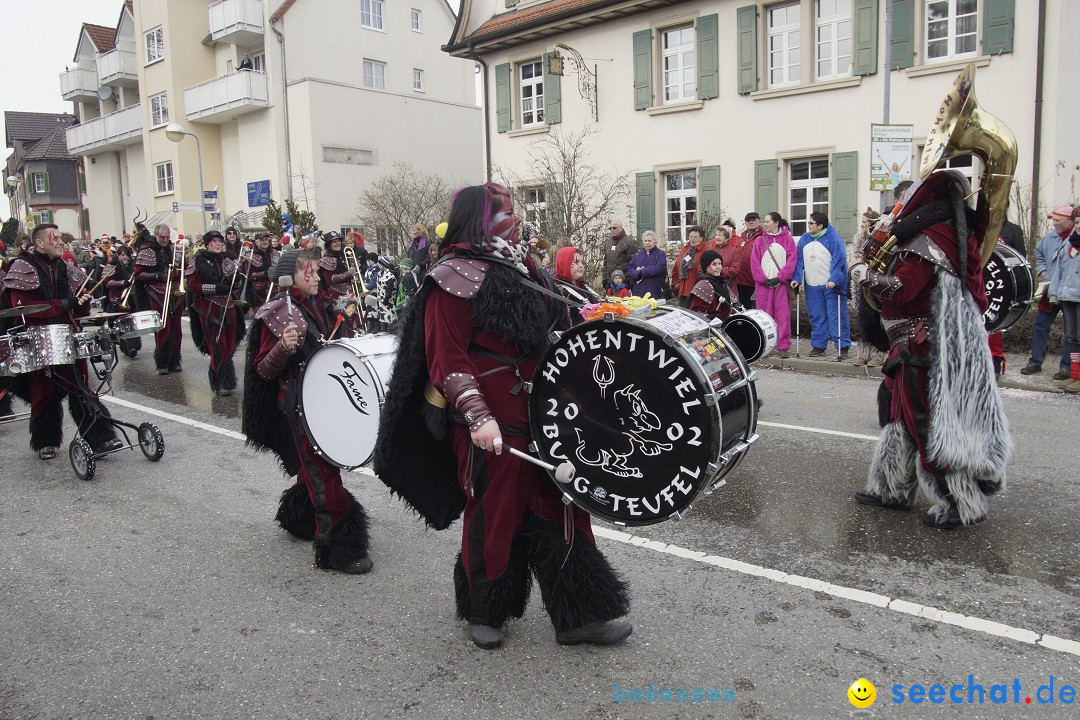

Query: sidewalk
[756,345,1071,394]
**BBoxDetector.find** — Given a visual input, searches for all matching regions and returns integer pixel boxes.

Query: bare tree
[495,123,633,286]
[355,162,454,259]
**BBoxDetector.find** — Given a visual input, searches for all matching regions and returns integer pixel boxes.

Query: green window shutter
[830,151,859,240]
[696,14,719,100]
[754,160,778,216]
[495,63,511,133]
[635,171,655,232]
[78,167,87,193]
[82,208,90,233]
[736,5,758,95]
[543,52,562,125]
[852,0,879,76]
[633,30,653,110]
[44,210,53,223]
[983,0,1014,55]
[43,172,51,193]
[505,0,518,7]
[545,181,565,237]
[698,165,722,220]
[890,0,915,70]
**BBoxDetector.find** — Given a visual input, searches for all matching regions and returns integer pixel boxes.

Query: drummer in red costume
[850,171,1011,529]
[689,249,736,320]
[1,224,120,459]
[375,183,631,650]
[187,231,243,396]
[242,248,373,574]
[134,224,184,375]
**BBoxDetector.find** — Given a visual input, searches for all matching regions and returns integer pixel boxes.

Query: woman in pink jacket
[750,212,798,357]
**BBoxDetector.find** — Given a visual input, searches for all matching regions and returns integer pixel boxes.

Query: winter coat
[1048,233,1080,303]
[603,231,640,282]
[671,238,710,299]
[791,225,848,288]
[626,246,667,298]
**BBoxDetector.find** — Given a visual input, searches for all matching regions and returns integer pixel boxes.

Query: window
[411,8,422,31]
[787,158,829,237]
[661,25,696,104]
[816,0,852,80]
[150,93,169,128]
[413,69,424,91]
[926,0,977,62]
[361,0,384,30]
[664,171,697,244]
[154,161,174,196]
[251,52,266,73]
[519,60,544,127]
[32,210,52,225]
[145,26,164,64]
[363,60,386,90]
[522,186,547,225]
[31,173,48,193]
[768,3,801,88]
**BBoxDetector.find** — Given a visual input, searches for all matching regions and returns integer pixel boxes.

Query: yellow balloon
[848,678,876,709]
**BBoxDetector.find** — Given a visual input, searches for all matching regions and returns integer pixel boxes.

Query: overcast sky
[1,0,118,220]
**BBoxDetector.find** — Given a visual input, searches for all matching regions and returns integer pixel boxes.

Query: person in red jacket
[670,226,710,307]
[735,213,763,308]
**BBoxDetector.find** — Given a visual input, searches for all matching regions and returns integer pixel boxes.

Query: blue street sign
[203,190,218,200]
[247,180,271,207]
[203,203,215,212]
[211,212,221,221]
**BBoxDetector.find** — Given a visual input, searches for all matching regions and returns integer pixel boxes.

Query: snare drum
[530,306,759,525]
[722,309,778,363]
[298,334,398,469]
[983,242,1034,333]
[111,311,162,339]
[24,325,77,367]
[74,327,111,360]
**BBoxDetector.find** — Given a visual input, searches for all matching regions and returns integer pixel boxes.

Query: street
[1,323,1078,719]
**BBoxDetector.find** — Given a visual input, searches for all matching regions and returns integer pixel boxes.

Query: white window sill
[413,88,425,93]
[150,122,169,130]
[361,25,386,33]
[508,125,549,138]
[645,99,704,116]
[363,85,387,92]
[155,190,174,198]
[750,75,861,101]
[145,57,164,68]
[905,55,990,78]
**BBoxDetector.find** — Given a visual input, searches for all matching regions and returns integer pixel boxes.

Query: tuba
[863,64,1018,289]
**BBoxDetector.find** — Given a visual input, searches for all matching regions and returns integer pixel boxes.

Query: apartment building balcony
[209,0,264,46]
[66,104,143,156]
[97,48,139,87]
[60,67,100,103]
[184,71,269,124]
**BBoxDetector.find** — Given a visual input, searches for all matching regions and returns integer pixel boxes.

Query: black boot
[316,496,372,574]
[275,483,316,540]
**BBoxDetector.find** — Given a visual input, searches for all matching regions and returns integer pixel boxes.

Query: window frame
[767,1,802,89]
[363,59,387,90]
[154,160,174,197]
[251,52,266,73]
[31,173,47,194]
[517,59,545,128]
[145,26,165,65]
[814,0,853,81]
[149,92,169,129]
[786,156,830,237]
[410,8,423,32]
[924,0,979,64]
[522,186,547,225]
[663,170,698,245]
[660,24,697,105]
[412,68,425,92]
[361,0,385,31]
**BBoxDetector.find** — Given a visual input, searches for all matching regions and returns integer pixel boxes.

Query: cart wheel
[138,422,165,461]
[70,438,96,481]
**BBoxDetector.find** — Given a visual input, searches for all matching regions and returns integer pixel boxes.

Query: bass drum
[298,333,397,469]
[721,309,778,363]
[983,242,1034,333]
[529,306,759,526]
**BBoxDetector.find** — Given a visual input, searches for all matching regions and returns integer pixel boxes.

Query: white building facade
[447,0,1078,244]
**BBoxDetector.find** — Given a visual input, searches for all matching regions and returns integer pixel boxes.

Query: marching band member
[689,249,735,320]
[104,245,141,358]
[134,224,184,375]
[247,232,281,312]
[242,248,373,574]
[187,231,243,396]
[0,224,120,459]
[375,184,631,650]
[553,245,603,309]
[850,171,1011,529]
[317,232,355,300]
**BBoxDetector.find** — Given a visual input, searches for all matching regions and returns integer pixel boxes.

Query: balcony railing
[184,71,269,123]
[209,0,264,45]
[98,48,138,87]
[60,67,99,102]
[66,104,143,156]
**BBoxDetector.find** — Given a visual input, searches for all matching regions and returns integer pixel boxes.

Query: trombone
[161,242,186,330]
[217,241,252,342]
[343,246,369,297]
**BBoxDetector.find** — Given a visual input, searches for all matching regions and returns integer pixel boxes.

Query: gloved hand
[763,278,781,288]
[849,263,868,286]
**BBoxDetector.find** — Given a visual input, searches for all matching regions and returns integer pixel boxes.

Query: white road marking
[99,394,1078,658]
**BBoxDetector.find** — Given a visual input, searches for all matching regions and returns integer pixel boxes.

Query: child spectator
[606,269,631,298]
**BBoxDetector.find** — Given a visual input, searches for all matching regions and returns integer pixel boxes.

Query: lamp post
[164,123,207,236]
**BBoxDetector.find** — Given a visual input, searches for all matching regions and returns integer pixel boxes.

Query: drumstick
[501,444,575,484]
[327,314,344,341]
[76,268,96,296]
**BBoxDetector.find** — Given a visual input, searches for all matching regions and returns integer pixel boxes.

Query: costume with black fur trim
[134,241,184,371]
[318,249,353,299]
[243,289,371,568]
[186,248,244,393]
[246,245,281,311]
[1,251,118,452]
[854,172,1011,527]
[689,276,734,319]
[374,249,630,632]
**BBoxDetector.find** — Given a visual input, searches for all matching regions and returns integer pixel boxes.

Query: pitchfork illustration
[593,355,615,398]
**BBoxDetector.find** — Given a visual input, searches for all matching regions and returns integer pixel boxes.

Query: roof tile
[83,23,117,53]
[4,112,75,149]
[463,0,610,43]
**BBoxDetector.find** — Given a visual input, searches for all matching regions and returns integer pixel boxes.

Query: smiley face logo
[848,678,876,708]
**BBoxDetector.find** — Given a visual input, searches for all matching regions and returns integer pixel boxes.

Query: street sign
[203,203,216,212]
[174,201,203,212]
[203,190,218,200]
[211,212,221,221]
[247,180,271,207]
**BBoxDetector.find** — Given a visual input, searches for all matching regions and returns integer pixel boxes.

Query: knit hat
[1048,204,1075,219]
[204,230,224,244]
[400,258,414,269]
[699,249,722,272]
[610,268,625,283]
[435,222,449,239]
[368,252,379,264]
[269,248,301,283]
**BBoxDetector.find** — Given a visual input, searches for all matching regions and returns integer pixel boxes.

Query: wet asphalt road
[1,317,1078,719]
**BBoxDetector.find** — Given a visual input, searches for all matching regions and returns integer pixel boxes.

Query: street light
[164,122,207,236]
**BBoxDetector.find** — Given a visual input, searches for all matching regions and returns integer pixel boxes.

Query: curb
[755,356,1070,395]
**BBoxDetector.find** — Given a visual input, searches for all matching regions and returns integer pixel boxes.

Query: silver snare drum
[0,334,42,376]
[25,325,77,367]
[111,311,162,339]
[74,327,112,360]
